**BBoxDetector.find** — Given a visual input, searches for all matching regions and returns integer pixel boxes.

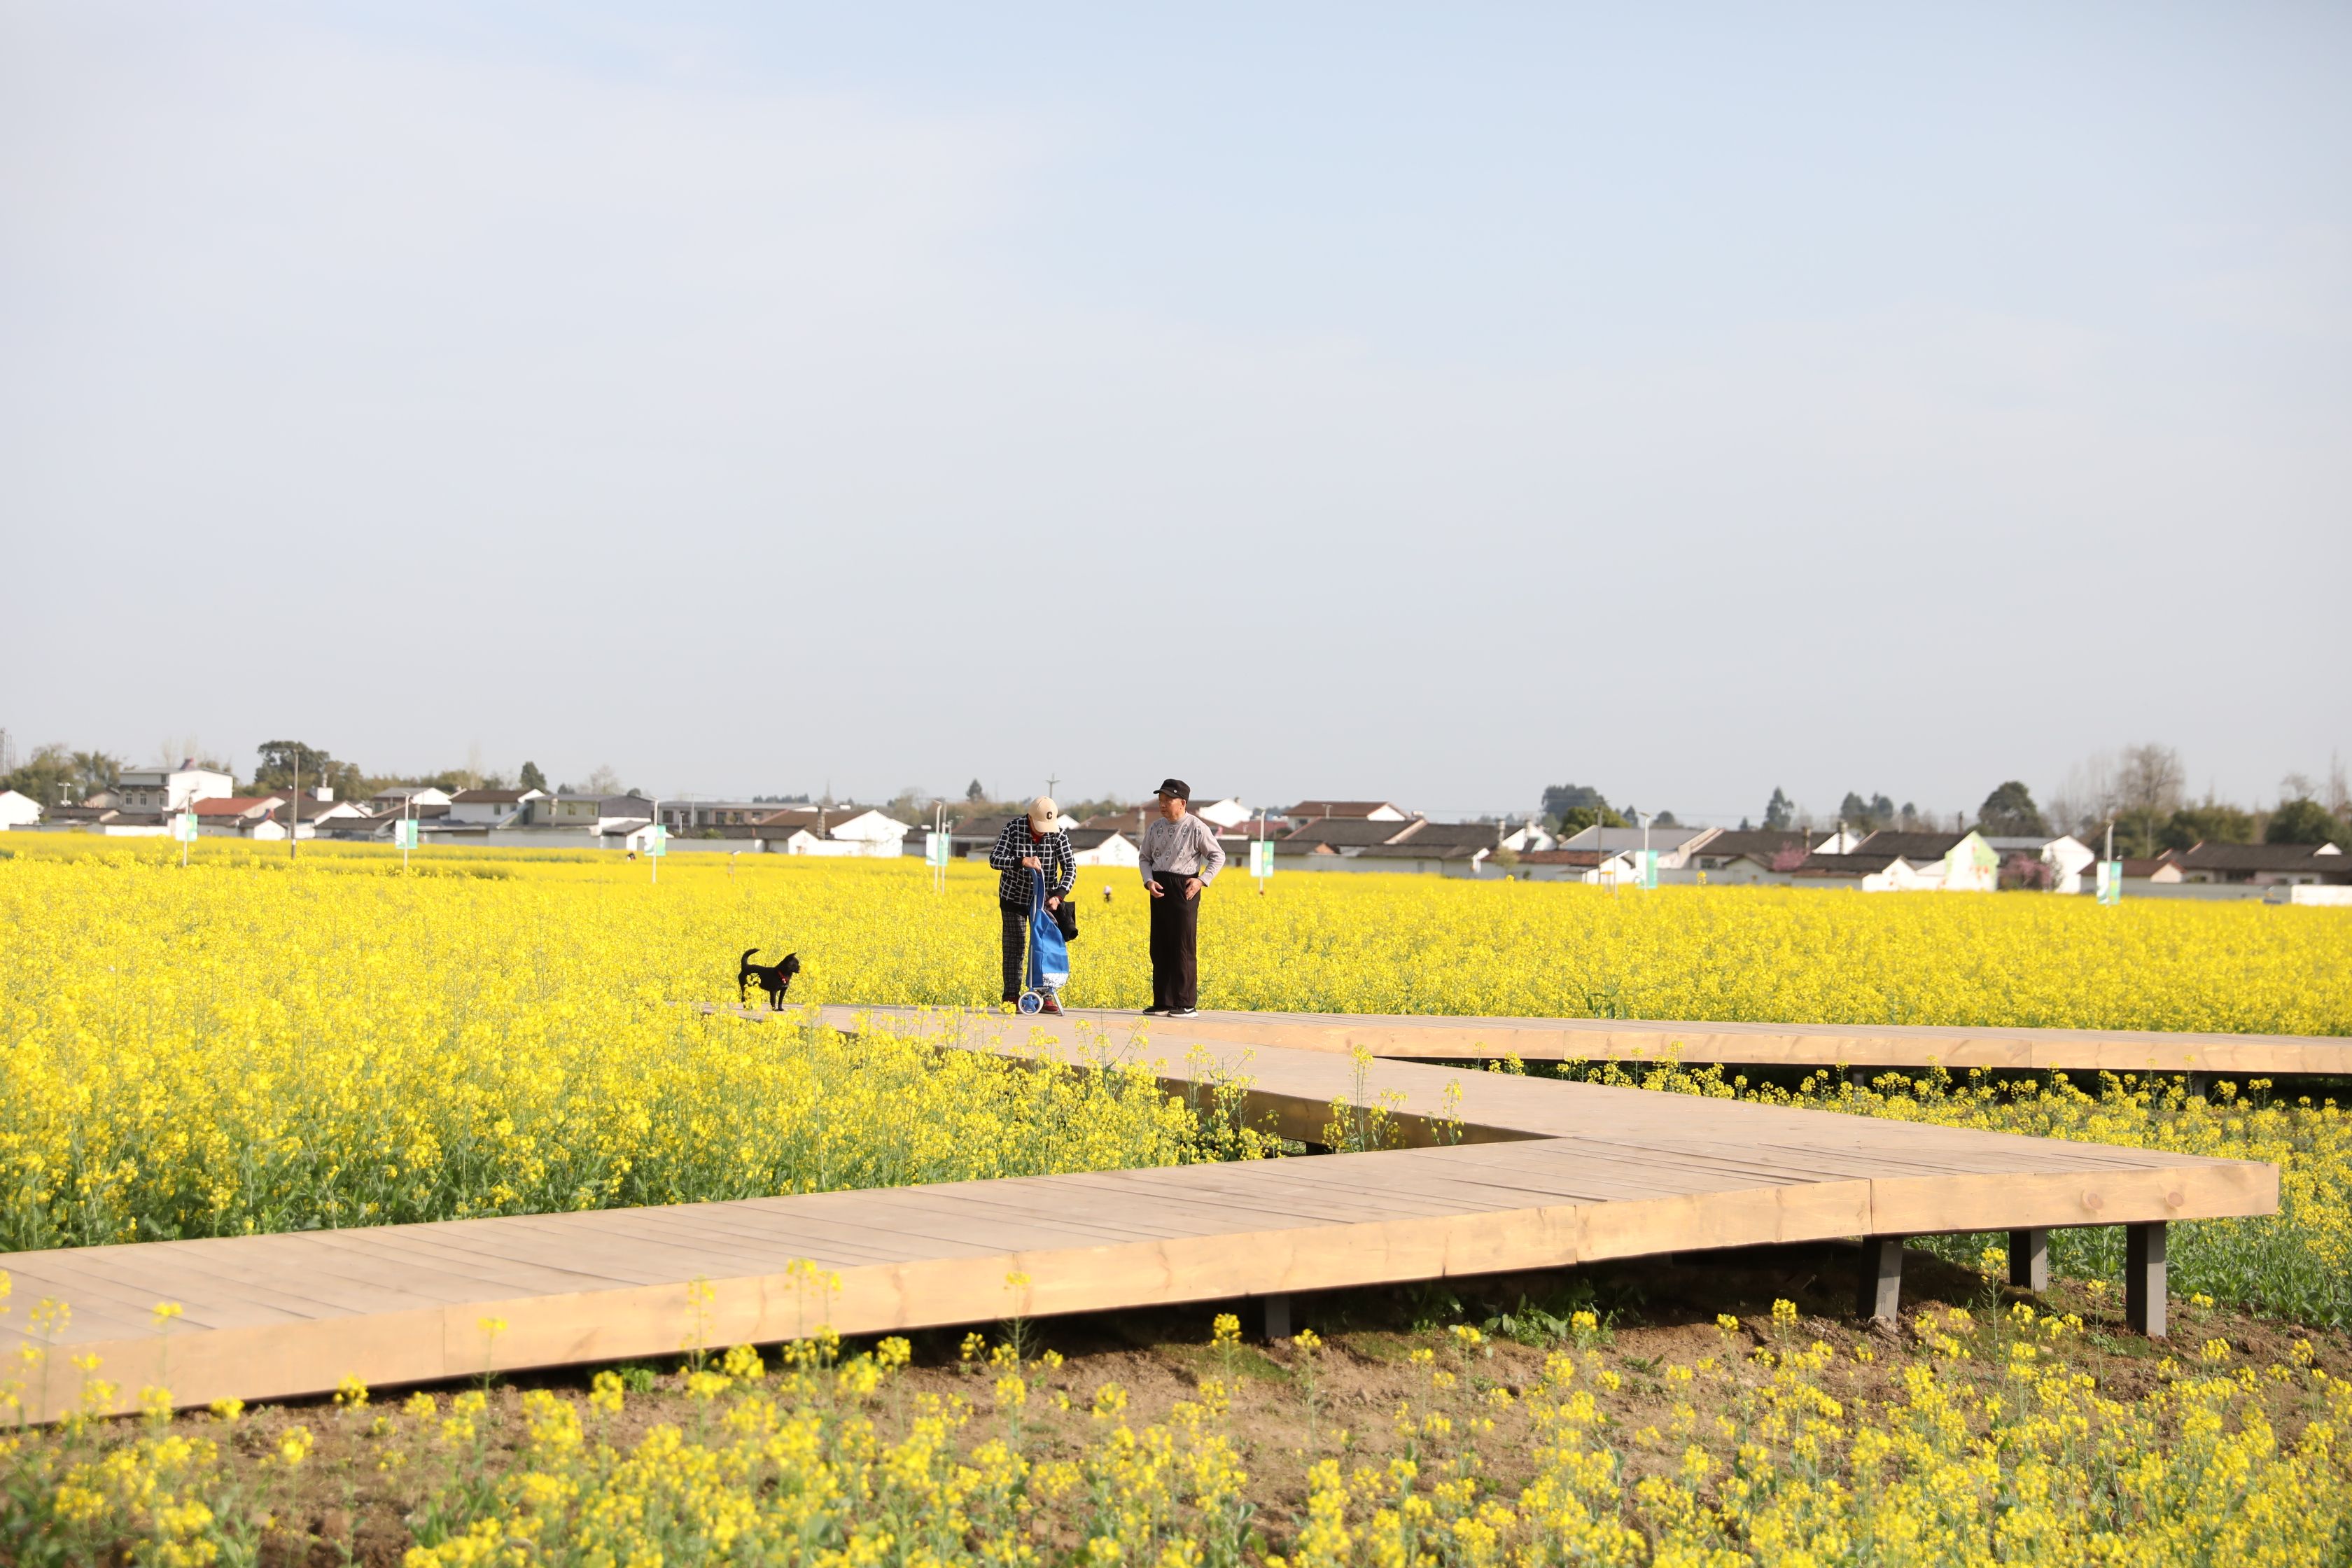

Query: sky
[3,2,2348,822]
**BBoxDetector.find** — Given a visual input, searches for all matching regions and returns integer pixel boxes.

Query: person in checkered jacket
[988,797,1075,1010]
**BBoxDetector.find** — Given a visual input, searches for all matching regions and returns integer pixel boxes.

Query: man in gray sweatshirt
[1138,778,1225,1016]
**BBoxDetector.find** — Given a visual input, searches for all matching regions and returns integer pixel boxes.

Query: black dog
[737,948,802,1010]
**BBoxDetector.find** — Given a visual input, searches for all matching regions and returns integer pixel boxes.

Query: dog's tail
[739,947,762,968]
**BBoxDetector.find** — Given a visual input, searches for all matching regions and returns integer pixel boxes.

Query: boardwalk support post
[2008,1228,2049,1292]
[2125,1222,2167,1337]
[1856,1236,1903,1322]
[1259,1294,1293,1341]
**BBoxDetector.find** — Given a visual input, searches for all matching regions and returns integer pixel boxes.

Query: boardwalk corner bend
[0,1004,2281,1424]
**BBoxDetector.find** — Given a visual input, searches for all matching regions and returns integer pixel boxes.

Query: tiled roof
[1851,832,1964,860]
[1354,841,1487,861]
[1280,818,1416,848]
[1692,830,1817,860]
[1392,821,1505,848]
[1792,853,1905,876]
[1285,801,1407,819]
[194,797,280,816]
[2174,841,2342,871]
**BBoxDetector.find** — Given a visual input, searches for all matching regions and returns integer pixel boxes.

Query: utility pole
[290,748,300,861]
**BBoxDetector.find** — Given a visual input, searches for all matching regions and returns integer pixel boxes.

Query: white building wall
[1072,834,1140,868]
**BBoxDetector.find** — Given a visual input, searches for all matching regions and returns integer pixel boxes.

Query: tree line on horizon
[1546,741,2350,855]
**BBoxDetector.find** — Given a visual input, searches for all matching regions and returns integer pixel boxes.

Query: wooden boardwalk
[993,1004,2352,1077]
[0,1007,2278,1422]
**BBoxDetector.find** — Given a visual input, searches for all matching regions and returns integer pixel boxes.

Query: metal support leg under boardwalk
[2008,1228,2049,1292]
[1856,1236,1903,1322]
[1259,1293,1293,1341]
[2126,1222,2167,1337]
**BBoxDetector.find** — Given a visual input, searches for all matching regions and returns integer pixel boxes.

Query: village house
[485,794,657,851]
[318,806,419,841]
[1687,830,1849,875]
[1852,830,2001,891]
[1982,834,2096,893]
[1496,819,1556,853]
[1067,828,1140,868]
[2171,841,2346,886]
[1189,797,1255,831]
[1350,839,1491,877]
[1555,822,1723,869]
[447,788,546,826]
[669,804,914,858]
[0,789,41,830]
[115,760,237,813]
[368,785,454,813]
[658,799,778,834]
[1275,816,1419,864]
[1510,847,1646,883]
[1284,799,1413,822]
[192,796,287,836]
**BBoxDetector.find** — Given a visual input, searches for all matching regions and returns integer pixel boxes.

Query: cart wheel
[1017,990,1044,1015]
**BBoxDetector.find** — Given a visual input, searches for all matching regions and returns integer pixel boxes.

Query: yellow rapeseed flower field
[1,838,2347,1314]
[0,841,1260,1252]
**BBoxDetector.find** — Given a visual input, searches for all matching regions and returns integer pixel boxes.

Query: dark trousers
[1148,873,1200,1011]
[1000,902,1029,1001]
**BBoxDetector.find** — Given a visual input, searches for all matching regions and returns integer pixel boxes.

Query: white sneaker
[1166,1007,1198,1019]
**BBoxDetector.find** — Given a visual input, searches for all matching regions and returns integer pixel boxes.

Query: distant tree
[1737,817,1753,832]
[518,760,547,792]
[1653,811,1679,827]
[1555,804,1628,834]
[1763,788,1793,832]
[3,743,78,807]
[69,750,124,797]
[965,778,987,802]
[1541,783,1611,825]
[2158,802,2255,852]
[2111,742,2187,858]
[1836,792,1898,830]
[252,741,364,801]
[1975,780,2047,837]
[2267,797,2342,846]
[1900,801,1921,829]
[885,786,940,825]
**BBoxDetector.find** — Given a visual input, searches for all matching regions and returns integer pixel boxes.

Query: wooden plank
[830,1003,2352,1077]
[4,1004,2287,1421]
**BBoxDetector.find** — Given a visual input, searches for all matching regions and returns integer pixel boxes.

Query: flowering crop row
[6,836,2349,1032]
[7,1292,2349,1567]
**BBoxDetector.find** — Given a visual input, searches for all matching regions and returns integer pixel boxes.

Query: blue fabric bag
[1026,870,1070,996]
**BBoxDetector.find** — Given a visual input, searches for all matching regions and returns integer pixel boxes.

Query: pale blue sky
[3,4,2346,820]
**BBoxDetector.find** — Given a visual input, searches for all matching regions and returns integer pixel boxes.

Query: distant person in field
[1138,778,1224,1018]
[988,797,1074,1012]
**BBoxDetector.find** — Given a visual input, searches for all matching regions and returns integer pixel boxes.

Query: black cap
[1154,778,1190,800]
